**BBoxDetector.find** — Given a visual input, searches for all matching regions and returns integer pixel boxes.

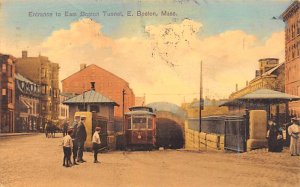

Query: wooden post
[276,104,280,125]
[285,102,289,123]
[122,89,126,134]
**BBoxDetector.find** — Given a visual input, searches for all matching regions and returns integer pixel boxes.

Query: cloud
[2,18,284,105]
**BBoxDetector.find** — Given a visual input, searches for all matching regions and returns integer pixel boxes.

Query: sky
[0,0,294,105]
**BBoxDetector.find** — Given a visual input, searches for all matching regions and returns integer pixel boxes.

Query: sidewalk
[0,133,38,138]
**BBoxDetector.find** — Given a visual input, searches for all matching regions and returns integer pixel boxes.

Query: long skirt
[290,136,300,156]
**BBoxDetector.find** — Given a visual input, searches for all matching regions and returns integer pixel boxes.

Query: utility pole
[122,89,126,134]
[199,61,203,132]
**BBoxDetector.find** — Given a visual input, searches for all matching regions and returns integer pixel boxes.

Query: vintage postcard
[0,0,300,186]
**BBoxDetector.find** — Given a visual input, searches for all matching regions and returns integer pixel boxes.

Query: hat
[67,129,73,135]
[291,117,297,121]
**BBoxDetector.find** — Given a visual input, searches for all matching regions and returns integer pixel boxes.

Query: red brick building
[62,64,135,117]
[282,1,300,117]
[0,54,16,133]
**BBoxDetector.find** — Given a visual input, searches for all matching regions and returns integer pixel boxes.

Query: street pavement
[0,134,299,187]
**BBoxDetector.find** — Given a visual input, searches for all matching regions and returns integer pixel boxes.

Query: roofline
[0,53,17,60]
[249,62,284,83]
[61,64,130,86]
[63,101,119,106]
[258,58,279,62]
[281,1,299,22]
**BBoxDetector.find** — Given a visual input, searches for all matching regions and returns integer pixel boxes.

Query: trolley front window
[132,117,147,129]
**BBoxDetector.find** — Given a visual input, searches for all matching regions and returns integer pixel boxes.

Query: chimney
[80,64,87,70]
[235,84,238,92]
[22,50,27,58]
[90,82,95,91]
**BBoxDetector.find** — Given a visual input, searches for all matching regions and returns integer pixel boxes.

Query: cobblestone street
[0,134,299,187]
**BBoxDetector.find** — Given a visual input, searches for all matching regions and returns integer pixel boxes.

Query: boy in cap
[92,126,101,163]
[62,129,73,167]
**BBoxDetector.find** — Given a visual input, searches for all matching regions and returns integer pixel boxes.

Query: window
[42,103,46,111]
[41,68,47,78]
[132,117,147,129]
[2,64,6,73]
[78,105,87,111]
[8,89,13,104]
[2,89,6,96]
[41,85,47,95]
[148,118,153,129]
[90,105,99,113]
[7,64,12,77]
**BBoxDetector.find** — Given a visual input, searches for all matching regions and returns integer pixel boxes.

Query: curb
[0,133,39,138]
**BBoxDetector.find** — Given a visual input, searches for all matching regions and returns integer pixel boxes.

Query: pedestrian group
[61,115,101,167]
[266,117,300,156]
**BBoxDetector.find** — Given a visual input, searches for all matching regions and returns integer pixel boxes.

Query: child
[62,129,73,167]
[92,127,101,163]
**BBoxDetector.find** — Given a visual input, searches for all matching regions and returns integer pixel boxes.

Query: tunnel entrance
[156,118,184,149]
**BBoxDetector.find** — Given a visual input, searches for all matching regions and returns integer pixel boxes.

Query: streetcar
[124,106,156,150]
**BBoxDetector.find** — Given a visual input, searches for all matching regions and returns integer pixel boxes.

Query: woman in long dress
[266,119,283,152]
[288,118,300,156]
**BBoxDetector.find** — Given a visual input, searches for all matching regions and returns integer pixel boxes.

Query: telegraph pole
[122,89,126,134]
[199,61,203,132]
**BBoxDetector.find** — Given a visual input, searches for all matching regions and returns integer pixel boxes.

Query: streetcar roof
[125,110,156,116]
[129,106,154,113]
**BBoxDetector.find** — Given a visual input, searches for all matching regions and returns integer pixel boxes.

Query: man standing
[76,116,87,163]
[288,118,300,156]
[70,116,80,165]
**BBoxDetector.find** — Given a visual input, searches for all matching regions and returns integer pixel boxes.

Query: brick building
[282,1,300,117]
[227,58,285,119]
[15,51,60,127]
[62,64,135,117]
[15,73,40,132]
[230,58,285,99]
[0,54,16,133]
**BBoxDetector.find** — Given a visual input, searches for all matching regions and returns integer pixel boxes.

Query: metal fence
[224,116,247,152]
[187,115,248,152]
[187,116,226,134]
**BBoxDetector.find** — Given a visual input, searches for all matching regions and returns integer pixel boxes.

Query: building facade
[15,51,60,127]
[229,58,285,99]
[227,58,286,118]
[0,54,16,133]
[58,93,69,127]
[15,73,40,132]
[282,1,300,117]
[62,64,135,117]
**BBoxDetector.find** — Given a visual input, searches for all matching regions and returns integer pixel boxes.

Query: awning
[220,89,300,107]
